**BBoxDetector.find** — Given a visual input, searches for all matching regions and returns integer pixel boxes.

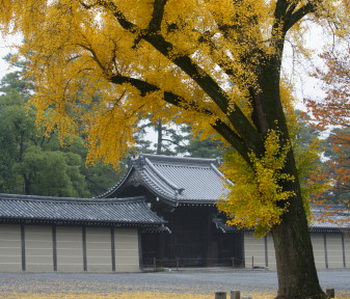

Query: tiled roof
[0,193,165,227]
[309,205,350,232]
[100,154,229,205]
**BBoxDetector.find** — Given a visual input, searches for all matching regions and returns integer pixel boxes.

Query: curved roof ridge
[210,162,224,177]
[210,163,233,185]
[141,153,218,165]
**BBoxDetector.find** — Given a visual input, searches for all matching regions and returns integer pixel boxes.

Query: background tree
[289,110,327,205]
[176,125,225,158]
[306,49,350,129]
[323,127,350,203]
[136,117,187,155]
[1,1,349,298]
[0,61,120,196]
[136,118,225,157]
[306,48,350,207]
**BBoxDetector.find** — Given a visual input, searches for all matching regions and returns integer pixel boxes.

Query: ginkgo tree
[1,1,349,298]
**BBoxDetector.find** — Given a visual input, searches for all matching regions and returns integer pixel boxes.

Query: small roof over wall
[310,205,350,233]
[99,154,229,206]
[0,193,166,228]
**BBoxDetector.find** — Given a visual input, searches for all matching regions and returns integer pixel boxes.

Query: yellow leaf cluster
[218,130,294,237]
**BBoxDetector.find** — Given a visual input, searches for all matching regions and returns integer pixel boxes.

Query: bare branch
[78,42,106,73]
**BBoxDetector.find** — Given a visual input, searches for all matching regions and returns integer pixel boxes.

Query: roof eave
[177,200,216,206]
[309,226,350,233]
[0,217,166,227]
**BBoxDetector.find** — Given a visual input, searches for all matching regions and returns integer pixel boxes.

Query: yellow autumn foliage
[0,0,347,166]
[218,130,294,237]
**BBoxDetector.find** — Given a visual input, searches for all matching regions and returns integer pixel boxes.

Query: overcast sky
[0,33,22,77]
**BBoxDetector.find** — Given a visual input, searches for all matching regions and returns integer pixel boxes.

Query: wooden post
[252,256,254,268]
[231,257,235,268]
[215,291,227,299]
[231,290,240,299]
[153,257,156,272]
[326,289,335,298]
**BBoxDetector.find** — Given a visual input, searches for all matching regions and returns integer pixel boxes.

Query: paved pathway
[0,269,349,295]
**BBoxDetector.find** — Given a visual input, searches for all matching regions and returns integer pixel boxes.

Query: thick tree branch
[109,73,251,161]
[110,74,206,113]
[253,0,317,140]
[211,119,251,162]
[274,0,292,23]
[148,0,168,32]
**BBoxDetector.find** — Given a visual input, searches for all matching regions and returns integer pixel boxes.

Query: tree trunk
[23,174,31,195]
[254,58,326,299]
[271,153,326,299]
[272,203,326,298]
[156,119,163,155]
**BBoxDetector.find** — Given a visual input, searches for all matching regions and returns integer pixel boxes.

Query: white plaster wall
[56,226,84,272]
[0,225,21,272]
[244,232,267,269]
[266,233,276,270]
[86,227,112,272]
[25,226,53,272]
[326,233,344,268]
[244,231,350,271]
[310,233,326,269]
[115,228,140,272]
[343,232,350,268]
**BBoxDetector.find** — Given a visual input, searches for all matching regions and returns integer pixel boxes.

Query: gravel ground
[0,269,349,296]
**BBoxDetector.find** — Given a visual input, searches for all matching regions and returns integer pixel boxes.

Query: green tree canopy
[0,62,120,196]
